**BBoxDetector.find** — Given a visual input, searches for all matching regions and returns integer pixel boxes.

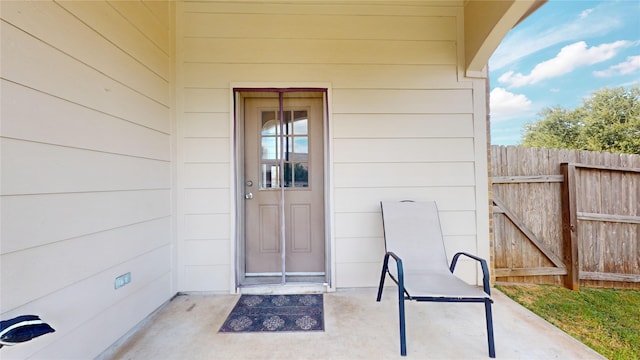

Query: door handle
[245,192,253,200]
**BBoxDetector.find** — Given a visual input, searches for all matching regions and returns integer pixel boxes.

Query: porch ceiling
[464,0,547,76]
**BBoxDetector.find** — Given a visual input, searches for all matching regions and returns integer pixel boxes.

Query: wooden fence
[491,146,640,289]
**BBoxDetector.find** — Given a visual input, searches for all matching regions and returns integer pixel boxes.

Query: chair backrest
[381,201,450,274]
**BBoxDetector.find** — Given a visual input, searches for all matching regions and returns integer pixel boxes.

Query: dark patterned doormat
[219,294,324,333]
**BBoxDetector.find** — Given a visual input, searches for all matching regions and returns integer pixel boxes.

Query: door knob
[245,192,253,200]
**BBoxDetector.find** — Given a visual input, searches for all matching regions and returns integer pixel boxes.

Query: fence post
[560,163,580,290]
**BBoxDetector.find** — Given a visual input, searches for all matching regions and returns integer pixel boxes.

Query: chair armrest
[450,252,491,296]
[383,252,405,285]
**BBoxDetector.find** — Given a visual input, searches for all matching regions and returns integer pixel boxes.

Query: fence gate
[491,146,640,289]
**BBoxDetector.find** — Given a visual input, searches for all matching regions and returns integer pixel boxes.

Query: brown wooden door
[244,96,325,275]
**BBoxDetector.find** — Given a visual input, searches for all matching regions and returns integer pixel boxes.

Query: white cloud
[490,87,532,121]
[490,1,627,71]
[579,9,593,19]
[498,41,632,88]
[593,55,640,77]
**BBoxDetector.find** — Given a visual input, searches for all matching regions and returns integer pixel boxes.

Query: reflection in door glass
[261,164,280,188]
[261,137,278,160]
[260,109,310,189]
[261,111,278,135]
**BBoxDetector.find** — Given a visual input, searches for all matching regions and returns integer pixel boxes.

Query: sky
[489,0,640,145]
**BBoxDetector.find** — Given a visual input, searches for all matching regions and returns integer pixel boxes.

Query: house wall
[175,1,490,291]
[0,1,174,358]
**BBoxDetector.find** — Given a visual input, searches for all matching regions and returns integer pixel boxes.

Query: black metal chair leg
[485,300,496,358]
[398,284,407,356]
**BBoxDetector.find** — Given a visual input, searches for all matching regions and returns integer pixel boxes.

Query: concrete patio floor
[104,287,604,359]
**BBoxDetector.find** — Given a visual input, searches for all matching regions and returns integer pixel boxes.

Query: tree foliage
[521,86,640,154]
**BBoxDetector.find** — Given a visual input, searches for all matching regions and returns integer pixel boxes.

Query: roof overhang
[464,0,546,77]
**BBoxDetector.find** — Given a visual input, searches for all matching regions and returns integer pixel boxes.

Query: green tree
[521,86,640,154]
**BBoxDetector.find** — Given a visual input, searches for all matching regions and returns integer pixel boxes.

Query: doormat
[219,294,324,333]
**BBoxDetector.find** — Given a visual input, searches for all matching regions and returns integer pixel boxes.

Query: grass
[496,284,640,360]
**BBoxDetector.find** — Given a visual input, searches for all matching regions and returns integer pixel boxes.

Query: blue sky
[489,0,640,145]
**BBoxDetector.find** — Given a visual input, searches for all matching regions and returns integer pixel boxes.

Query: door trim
[231,83,334,293]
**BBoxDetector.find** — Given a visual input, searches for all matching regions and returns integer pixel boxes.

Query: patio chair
[376,200,495,358]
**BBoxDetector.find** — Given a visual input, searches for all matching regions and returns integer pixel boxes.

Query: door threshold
[239,282,328,295]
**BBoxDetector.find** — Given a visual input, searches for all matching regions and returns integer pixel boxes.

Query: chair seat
[402,271,490,299]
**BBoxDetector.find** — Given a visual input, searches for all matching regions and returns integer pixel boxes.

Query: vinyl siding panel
[334,163,476,188]
[2,80,169,161]
[0,1,170,105]
[1,22,169,134]
[333,138,474,163]
[1,139,169,195]
[184,38,456,65]
[0,1,173,359]
[1,190,170,254]
[56,1,170,80]
[184,12,456,40]
[183,63,464,90]
[332,114,474,138]
[175,1,486,290]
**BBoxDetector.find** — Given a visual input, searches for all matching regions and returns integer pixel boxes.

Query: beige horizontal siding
[1,139,169,195]
[183,138,230,163]
[333,138,474,163]
[332,114,473,138]
[184,265,230,291]
[184,214,231,239]
[109,1,171,53]
[1,1,170,105]
[144,0,172,29]
[27,256,171,359]
[184,12,456,40]
[0,1,173,358]
[182,113,231,137]
[184,1,460,17]
[2,81,169,161]
[1,219,170,311]
[57,1,170,79]
[184,38,455,65]
[183,63,465,90]
[333,89,472,114]
[334,163,476,188]
[184,239,231,265]
[175,1,483,291]
[1,21,170,133]
[183,163,231,188]
[1,190,170,255]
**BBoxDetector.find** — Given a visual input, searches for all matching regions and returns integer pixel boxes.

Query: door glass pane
[261,164,280,189]
[293,137,308,158]
[283,162,293,188]
[262,111,278,135]
[293,111,308,135]
[261,137,278,160]
[293,162,309,187]
[258,108,311,189]
[282,162,308,188]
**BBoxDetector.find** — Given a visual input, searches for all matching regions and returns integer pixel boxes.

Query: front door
[242,92,325,281]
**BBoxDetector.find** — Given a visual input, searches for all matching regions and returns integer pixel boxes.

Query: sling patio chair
[376,200,495,358]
